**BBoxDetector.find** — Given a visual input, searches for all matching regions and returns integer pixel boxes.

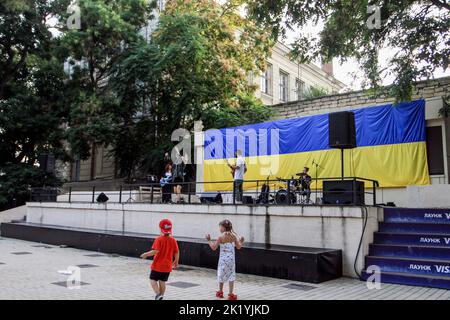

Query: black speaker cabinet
[329,111,356,149]
[200,192,223,204]
[242,196,254,204]
[323,180,365,205]
[96,192,109,203]
[37,153,56,173]
[31,188,57,202]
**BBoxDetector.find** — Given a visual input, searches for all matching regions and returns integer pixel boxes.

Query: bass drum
[275,189,296,205]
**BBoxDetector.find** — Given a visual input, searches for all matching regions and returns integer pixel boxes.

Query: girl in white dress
[206,219,244,300]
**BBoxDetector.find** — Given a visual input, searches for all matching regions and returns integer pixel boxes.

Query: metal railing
[30,176,379,206]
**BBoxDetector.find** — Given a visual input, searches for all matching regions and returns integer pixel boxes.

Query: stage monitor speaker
[322,180,365,205]
[200,192,223,204]
[242,196,254,204]
[329,111,356,149]
[96,192,109,203]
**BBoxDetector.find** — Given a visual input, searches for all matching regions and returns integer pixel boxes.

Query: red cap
[159,219,172,233]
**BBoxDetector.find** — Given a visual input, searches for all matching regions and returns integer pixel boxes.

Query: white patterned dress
[217,242,236,283]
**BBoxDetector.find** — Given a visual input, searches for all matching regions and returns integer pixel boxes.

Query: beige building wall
[252,42,346,106]
[72,144,116,182]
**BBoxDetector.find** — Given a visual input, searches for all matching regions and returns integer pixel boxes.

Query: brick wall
[273,76,450,119]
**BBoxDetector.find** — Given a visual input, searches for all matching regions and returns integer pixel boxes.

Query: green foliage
[245,0,450,102]
[57,0,155,159]
[107,0,273,178]
[302,86,329,100]
[439,94,450,118]
[0,0,71,207]
[0,163,62,209]
[1,0,273,201]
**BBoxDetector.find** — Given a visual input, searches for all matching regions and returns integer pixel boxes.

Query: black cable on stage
[353,205,368,279]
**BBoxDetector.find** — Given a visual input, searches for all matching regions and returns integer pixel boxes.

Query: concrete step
[361,270,450,290]
[383,208,450,224]
[374,232,450,247]
[379,222,450,234]
[366,255,450,278]
[369,243,450,260]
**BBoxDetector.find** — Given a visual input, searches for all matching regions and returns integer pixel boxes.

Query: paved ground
[0,237,449,300]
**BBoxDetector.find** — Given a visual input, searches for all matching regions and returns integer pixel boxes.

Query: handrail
[30,176,379,207]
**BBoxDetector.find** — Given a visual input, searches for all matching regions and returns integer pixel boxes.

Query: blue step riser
[366,257,450,277]
[369,245,450,260]
[384,208,450,224]
[379,222,450,234]
[361,271,450,290]
[374,233,450,247]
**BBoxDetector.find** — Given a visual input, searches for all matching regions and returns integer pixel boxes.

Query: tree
[57,0,156,160]
[245,0,449,101]
[108,0,273,178]
[0,0,70,208]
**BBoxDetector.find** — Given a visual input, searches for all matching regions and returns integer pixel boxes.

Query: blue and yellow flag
[203,99,430,191]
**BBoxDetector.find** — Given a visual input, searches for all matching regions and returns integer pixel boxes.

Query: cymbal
[295,172,304,176]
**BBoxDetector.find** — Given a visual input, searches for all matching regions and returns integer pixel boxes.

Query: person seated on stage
[172,151,187,204]
[298,167,312,201]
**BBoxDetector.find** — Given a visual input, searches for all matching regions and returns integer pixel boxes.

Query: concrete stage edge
[1,222,342,283]
[3,202,382,278]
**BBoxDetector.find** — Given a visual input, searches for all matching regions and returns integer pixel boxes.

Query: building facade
[253,42,345,105]
[67,42,345,183]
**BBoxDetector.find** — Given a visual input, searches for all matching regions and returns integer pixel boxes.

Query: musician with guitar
[227,150,247,204]
[160,163,173,203]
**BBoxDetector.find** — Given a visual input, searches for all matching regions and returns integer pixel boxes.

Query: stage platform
[1,222,342,283]
[14,202,381,277]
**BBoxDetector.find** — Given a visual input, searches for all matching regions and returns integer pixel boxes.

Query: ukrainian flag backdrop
[203,100,430,191]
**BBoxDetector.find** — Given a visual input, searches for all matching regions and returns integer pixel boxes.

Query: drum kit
[273,172,313,205]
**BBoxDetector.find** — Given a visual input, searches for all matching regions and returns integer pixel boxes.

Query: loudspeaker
[242,196,254,204]
[323,180,365,205]
[200,192,223,204]
[256,184,270,204]
[31,188,57,202]
[38,153,56,173]
[96,192,109,203]
[329,111,356,149]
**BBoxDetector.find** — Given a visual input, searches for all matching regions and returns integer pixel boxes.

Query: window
[247,71,254,85]
[158,0,166,11]
[260,63,273,95]
[426,126,445,175]
[296,78,305,100]
[279,71,289,102]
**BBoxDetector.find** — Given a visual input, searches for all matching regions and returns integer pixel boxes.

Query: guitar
[226,159,235,178]
[226,158,247,178]
[160,174,172,187]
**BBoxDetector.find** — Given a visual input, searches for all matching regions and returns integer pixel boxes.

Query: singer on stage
[228,150,246,203]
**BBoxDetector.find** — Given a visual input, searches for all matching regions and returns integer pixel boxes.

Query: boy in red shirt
[140,219,179,300]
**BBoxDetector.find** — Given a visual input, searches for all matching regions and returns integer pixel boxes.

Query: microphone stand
[312,159,324,204]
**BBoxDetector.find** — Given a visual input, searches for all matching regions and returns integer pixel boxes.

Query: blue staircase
[361,208,450,289]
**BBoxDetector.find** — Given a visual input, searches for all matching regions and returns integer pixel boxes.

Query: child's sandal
[228,293,237,300]
[216,291,224,298]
